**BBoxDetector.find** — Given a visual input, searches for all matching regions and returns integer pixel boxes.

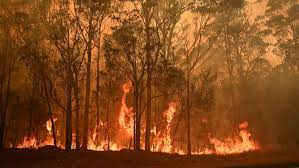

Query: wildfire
[16,137,39,149]
[46,120,52,133]
[118,81,134,137]
[16,118,58,149]
[208,121,259,155]
[152,102,177,153]
[15,82,260,155]
[46,118,57,134]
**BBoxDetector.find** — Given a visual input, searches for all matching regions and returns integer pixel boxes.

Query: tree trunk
[186,55,191,155]
[145,23,152,151]
[82,14,93,149]
[106,94,110,151]
[0,64,4,131]
[96,31,101,126]
[72,67,80,149]
[42,76,57,147]
[224,23,237,129]
[186,76,191,154]
[134,85,141,151]
[0,65,11,148]
[65,66,73,151]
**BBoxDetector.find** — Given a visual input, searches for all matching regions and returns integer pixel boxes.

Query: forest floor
[0,147,299,168]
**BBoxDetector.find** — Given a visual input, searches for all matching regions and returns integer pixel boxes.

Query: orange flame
[208,121,259,155]
[152,102,177,153]
[15,82,260,155]
[118,81,134,137]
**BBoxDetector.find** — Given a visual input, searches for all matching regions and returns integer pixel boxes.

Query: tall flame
[15,82,260,155]
[118,81,134,137]
[161,102,177,153]
[152,102,177,153]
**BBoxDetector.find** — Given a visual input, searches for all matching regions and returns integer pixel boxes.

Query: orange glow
[208,121,259,155]
[15,82,260,155]
[152,102,177,153]
[118,81,134,137]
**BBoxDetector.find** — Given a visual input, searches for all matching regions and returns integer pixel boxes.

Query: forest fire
[118,81,134,137]
[152,102,177,153]
[208,121,259,155]
[14,82,259,155]
[1,0,299,167]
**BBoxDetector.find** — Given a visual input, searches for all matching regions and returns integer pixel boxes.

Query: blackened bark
[65,66,73,151]
[82,13,93,149]
[72,66,80,149]
[96,32,101,126]
[134,85,141,151]
[106,95,110,151]
[0,65,11,148]
[186,55,191,155]
[42,76,57,147]
[145,23,152,151]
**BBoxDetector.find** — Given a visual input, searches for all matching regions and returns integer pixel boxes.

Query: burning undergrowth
[12,82,260,155]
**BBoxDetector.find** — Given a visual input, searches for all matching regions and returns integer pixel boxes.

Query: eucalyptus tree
[0,0,23,148]
[175,0,246,154]
[125,0,190,151]
[179,1,221,155]
[264,0,299,73]
[104,11,148,150]
[0,0,52,148]
[48,1,85,150]
[72,0,112,149]
[215,1,268,129]
[262,0,299,149]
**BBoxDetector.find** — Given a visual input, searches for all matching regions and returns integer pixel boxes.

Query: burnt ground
[0,147,299,168]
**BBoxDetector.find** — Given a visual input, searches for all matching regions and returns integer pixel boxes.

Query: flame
[118,81,134,137]
[16,137,38,149]
[161,102,177,153]
[46,120,52,133]
[152,102,177,153]
[15,82,260,155]
[46,118,57,134]
[208,121,259,155]
[16,136,54,149]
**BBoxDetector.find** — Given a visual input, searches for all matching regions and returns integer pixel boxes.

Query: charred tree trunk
[0,72,5,148]
[65,65,73,151]
[0,64,11,148]
[82,13,93,149]
[72,66,80,149]
[96,31,101,126]
[134,84,141,151]
[0,29,9,149]
[145,21,152,151]
[0,64,4,143]
[186,77,191,155]
[186,56,191,155]
[42,75,57,147]
[106,94,110,151]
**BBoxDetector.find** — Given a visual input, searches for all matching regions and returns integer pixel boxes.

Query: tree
[264,0,299,73]
[129,0,190,151]
[104,12,148,149]
[216,2,268,128]
[0,0,53,148]
[48,1,85,150]
[72,0,112,149]
[180,5,220,155]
